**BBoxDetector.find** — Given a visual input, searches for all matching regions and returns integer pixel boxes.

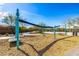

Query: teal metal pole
[53,26,60,40]
[54,28,56,39]
[16,9,19,49]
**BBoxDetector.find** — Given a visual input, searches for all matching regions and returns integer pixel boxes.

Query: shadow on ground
[18,36,73,56]
[18,48,30,56]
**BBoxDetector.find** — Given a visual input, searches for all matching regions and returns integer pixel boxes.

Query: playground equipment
[15,9,68,49]
[15,9,20,49]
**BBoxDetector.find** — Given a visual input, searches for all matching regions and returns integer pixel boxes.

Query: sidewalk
[0,37,14,40]
[64,45,79,56]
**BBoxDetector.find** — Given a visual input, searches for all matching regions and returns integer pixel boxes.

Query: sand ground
[0,34,79,56]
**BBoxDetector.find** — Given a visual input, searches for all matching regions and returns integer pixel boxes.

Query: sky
[0,3,79,26]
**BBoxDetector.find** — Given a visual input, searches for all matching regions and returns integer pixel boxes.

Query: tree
[2,14,16,34]
[30,22,46,34]
[3,14,16,26]
[37,22,46,33]
[2,14,26,34]
[65,18,79,36]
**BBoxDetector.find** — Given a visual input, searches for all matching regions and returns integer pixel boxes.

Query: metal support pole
[54,28,56,39]
[16,9,19,49]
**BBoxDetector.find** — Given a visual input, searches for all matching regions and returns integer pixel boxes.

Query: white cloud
[0,3,5,5]
[0,11,8,19]
[0,11,8,26]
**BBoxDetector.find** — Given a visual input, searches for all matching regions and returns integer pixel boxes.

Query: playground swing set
[15,9,67,49]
